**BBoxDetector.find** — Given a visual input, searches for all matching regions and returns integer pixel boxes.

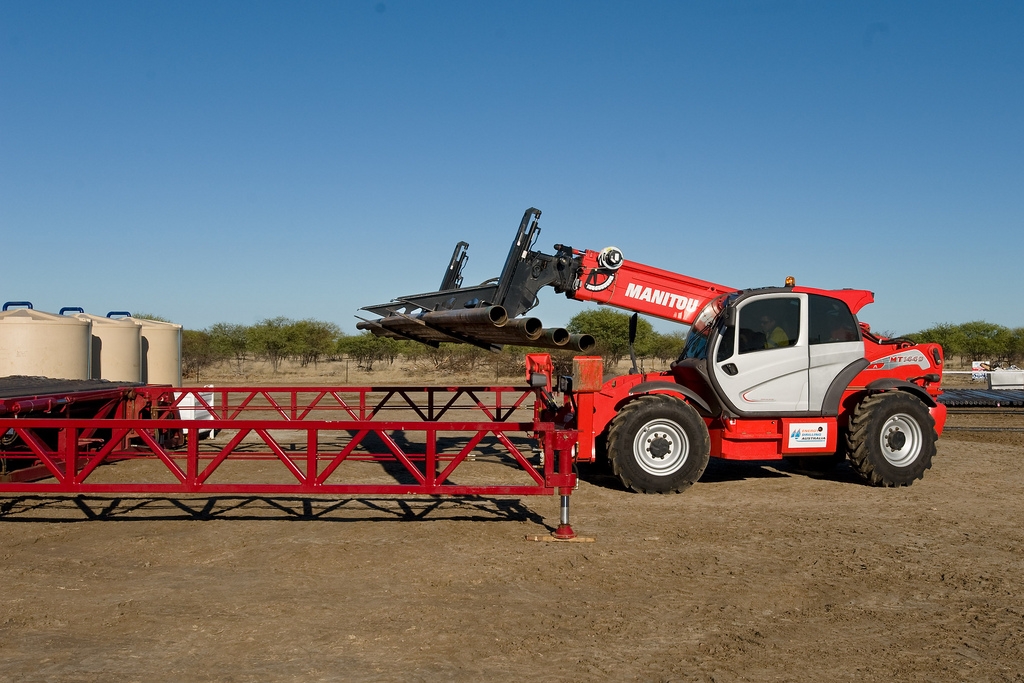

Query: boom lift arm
[359,208,735,347]
[553,245,735,326]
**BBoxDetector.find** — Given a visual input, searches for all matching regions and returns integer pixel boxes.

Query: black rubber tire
[607,394,710,493]
[846,391,936,487]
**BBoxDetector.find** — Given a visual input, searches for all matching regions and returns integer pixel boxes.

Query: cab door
[712,294,809,413]
[806,294,866,412]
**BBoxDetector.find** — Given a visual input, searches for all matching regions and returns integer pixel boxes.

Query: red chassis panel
[0,385,578,498]
[709,417,838,460]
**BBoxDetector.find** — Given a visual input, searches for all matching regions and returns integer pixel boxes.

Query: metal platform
[0,376,143,414]
[938,389,1024,408]
[0,384,583,537]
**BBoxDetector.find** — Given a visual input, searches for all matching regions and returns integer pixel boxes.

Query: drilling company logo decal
[788,423,828,449]
[583,270,616,292]
[867,350,930,371]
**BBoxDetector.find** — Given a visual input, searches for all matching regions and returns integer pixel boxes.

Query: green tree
[338,332,394,371]
[248,317,293,373]
[908,323,966,361]
[957,321,1006,362]
[423,344,490,374]
[132,312,171,322]
[396,338,429,365]
[1006,328,1024,366]
[992,326,1015,364]
[644,331,687,365]
[209,322,250,373]
[289,319,340,367]
[909,321,1017,367]
[181,329,216,382]
[566,309,654,364]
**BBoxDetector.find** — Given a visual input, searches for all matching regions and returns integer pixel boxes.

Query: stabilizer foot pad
[525,533,596,543]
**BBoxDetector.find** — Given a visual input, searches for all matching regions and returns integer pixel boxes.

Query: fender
[865,378,937,407]
[821,358,870,416]
[628,380,712,414]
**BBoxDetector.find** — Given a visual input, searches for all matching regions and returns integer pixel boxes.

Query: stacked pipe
[356,305,596,353]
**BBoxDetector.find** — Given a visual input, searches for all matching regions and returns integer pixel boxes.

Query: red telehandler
[361,208,947,493]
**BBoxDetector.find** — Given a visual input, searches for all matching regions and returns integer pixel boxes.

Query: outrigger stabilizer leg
[553,492,576,539]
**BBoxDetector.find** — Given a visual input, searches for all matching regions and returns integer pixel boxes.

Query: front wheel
[846,392,937,487]
[607,395,710,493]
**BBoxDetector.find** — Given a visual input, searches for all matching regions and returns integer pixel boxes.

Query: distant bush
[337,332,399,371]
[181,329,216,382]
[176,314,1023,382]
[907,321,1024,365]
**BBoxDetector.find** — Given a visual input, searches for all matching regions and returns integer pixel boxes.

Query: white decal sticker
[867,350,930,371]
[788,423,829,449]
[622,282,701,316]
[583,271,616,292]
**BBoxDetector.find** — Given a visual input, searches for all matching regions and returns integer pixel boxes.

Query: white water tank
[0,303,91,379]
[70,313,142,382]
[129,317,182,386]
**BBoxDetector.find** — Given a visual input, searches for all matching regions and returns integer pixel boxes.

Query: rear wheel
[846,392,936,487]
[607,395,710,493]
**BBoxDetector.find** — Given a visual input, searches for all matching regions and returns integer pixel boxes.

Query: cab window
[737,297,801,354]
[680,293,733,361]
[715,325,735,362]
[808,294,860,345]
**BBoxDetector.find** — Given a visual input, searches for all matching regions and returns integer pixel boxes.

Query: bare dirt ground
[1,360,1022,682]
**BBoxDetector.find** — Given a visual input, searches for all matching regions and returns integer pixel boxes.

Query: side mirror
[723,306,737,328]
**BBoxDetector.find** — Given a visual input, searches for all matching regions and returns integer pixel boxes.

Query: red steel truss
[0,385,581,535]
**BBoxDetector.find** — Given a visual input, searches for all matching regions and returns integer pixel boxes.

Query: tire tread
[607,394,709,494]
[846,391,936,487]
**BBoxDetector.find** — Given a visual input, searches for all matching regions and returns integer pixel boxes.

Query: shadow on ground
[578,456,867,490]
[0,494,550,528]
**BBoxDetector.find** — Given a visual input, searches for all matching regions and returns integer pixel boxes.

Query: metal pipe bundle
[450,317,544,346]
[356,306,509,345]
[356,305,594,353]
[355,316,459,344]
[422,306,508,327]
[524,331,597,353]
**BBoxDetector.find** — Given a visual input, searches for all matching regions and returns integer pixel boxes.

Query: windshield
[680,293,733,361]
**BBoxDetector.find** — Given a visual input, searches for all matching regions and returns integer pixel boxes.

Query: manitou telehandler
[361,208,946,493]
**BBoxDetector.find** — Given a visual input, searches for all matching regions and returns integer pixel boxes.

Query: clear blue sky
[2,1,1021,336]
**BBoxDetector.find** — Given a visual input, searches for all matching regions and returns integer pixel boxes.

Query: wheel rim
[633,418,689,476]
[878,412,923,467]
